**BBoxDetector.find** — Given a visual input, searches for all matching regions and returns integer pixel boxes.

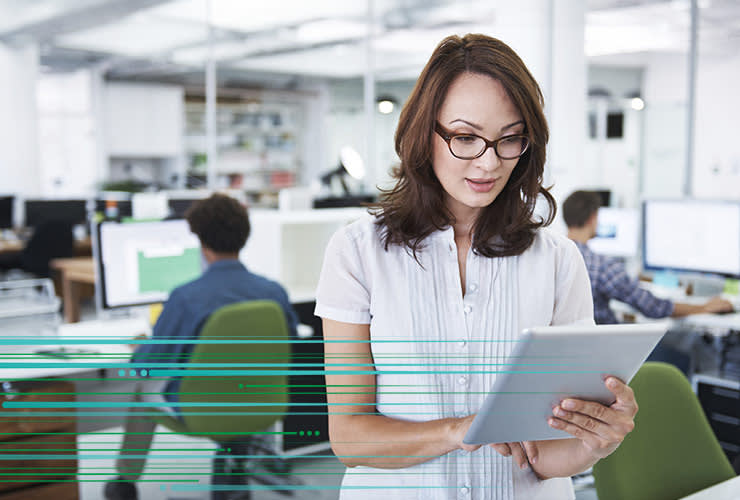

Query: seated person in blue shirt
[562,190,733,324]
[105,193,298,500]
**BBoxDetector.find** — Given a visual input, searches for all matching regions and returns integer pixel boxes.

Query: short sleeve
[552,238,595,326]
[314,225,371,324]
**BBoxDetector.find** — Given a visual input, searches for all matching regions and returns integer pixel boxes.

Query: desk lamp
[320,146,366,196]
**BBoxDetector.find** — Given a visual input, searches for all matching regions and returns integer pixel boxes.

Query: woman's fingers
[548,416,609,452]
[552,404,620,442]
[522,441,538,465]
[491,443,510,455]
[508,442,530,470]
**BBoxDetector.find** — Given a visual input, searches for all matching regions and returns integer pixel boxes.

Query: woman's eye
[453,135,478,144]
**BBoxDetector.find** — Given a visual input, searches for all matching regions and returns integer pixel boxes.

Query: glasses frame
[434,123,530,160]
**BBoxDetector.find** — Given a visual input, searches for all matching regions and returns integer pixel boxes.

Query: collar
[205,259,245,272]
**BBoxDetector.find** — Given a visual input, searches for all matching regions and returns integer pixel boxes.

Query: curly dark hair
[562,190,602,228]
[371,33,555,259]
[185,194,250,253]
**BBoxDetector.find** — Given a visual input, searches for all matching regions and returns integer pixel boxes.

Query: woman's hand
[490,441,539,470]
[451,415,482,453]
[547,376,638,459]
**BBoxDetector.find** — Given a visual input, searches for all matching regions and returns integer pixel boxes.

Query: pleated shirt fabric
[315,215,594,500]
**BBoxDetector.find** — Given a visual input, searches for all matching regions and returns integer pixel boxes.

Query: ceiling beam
[0,0,174,44]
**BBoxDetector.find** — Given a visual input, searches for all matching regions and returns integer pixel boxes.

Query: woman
[315,34,638,500]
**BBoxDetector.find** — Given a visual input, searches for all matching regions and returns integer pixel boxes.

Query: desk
[49,257,95,323]
[0,236,91,258]
[679,475,740,499]
[0,322,138,500]
[0,239,23,256]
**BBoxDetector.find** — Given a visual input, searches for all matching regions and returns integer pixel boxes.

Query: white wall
[641,53,689,199]
[36,70,99,196]
[103,83,184,158]
[641,51,740,201]
[0,43,40,195]
[693,54,740,199]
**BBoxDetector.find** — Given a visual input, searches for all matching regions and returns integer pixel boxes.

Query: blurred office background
[0,0,737,208]
[0,1,739,499]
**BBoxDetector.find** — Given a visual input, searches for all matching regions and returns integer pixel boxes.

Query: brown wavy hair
[371,33,555,259]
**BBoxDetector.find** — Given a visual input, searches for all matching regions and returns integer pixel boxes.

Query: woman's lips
[466,178,497,193]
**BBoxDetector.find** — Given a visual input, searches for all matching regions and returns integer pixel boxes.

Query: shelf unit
[693,373,740,468]
[184,94,305,191]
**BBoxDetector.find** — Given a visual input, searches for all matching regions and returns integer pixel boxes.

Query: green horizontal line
[0,448,216,452]
[0,431,296,435]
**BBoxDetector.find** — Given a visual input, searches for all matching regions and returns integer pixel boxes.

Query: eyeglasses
[435,123,530,160]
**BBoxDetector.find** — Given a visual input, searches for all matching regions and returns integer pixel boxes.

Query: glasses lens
[496,136,528,159]
[450,135,486,159]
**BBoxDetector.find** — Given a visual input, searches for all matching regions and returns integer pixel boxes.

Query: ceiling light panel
[0,0,107,34]
[230,42,430,79]
[145,0,369,34]
[54,13,208,57]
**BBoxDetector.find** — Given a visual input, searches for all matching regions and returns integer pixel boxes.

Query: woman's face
[432,72,524,224]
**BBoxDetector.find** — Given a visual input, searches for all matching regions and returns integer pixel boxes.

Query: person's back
[562,190,733,324]
[105,193,297,500]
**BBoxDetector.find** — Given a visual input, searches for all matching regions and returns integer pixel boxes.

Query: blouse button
[460,485,470,495]
[469,283,478,292]
[457,376,467,386]
[463,305,472,314]
[458,339,467,348]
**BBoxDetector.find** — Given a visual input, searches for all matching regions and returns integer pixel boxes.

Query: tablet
[463,322,668,445]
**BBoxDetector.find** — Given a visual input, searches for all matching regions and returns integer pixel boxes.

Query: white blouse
[315,215,594,500]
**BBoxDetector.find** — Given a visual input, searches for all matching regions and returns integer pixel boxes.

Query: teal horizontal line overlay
[0,361,592,368]
[0,338,528,345]
[172,484,464,492]
[149,369,603,377]
[0,411,423,417]
[5,401,465,409]
[0,453,445,460]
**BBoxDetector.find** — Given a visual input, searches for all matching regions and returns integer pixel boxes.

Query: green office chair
[151,300,295,500]
[592,362,735,500]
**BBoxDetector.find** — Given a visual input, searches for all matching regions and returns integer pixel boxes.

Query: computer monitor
[0,196,13,229]
[96,219,203,309]
[584,189,611,207]
[313,194,376,209]
[168,198,200,218]
[588,207,640,258]
[642,199,740,279]
[24,199,88,227]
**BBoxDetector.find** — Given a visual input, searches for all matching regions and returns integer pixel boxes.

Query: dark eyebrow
[448,119,525,133]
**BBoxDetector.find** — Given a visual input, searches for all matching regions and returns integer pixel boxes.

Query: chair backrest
[593,362,735,500]
[178,300,291,440]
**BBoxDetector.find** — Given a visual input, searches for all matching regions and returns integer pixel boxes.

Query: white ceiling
[0,0,738,84]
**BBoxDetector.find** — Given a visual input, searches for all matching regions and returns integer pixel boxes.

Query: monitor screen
[24,199,88,227]
[168,198,200,218]
[643,199,740,278]
[97,219,203,308]
[588,207,640,258]
[0,196,13,229]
